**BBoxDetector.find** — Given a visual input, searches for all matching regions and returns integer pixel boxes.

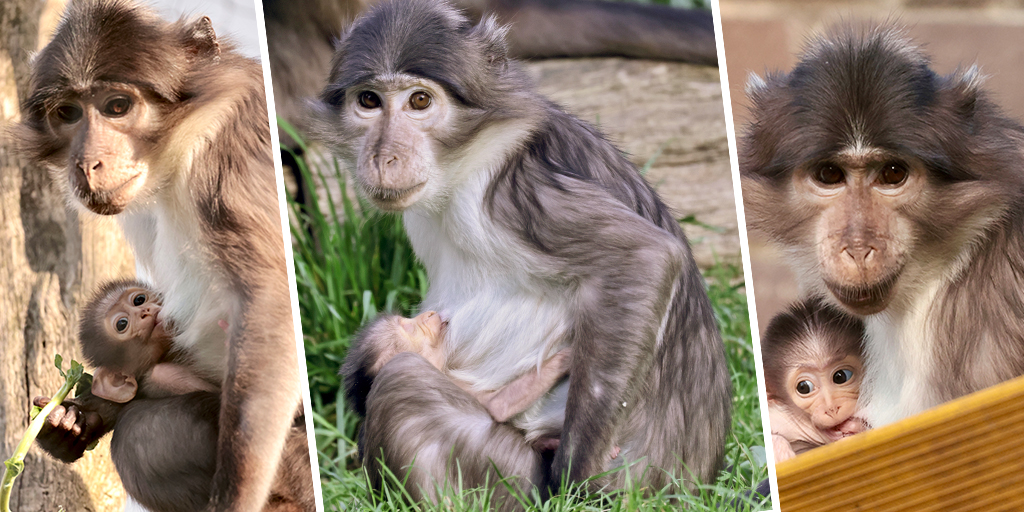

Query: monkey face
[398,311,445,348]
[741,26,1019,318]
[394,311,446,369]
[338,78,451,212]
[104,286,172,371]
[793,153,924,315]
[788,354,863,438]
[44,86,160,216]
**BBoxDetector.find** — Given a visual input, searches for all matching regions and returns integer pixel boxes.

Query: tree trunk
[1,0,134,509]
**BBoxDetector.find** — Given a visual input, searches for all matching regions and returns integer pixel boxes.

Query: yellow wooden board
[776,374,1024,512]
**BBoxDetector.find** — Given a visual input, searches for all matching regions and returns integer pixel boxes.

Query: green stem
[1,360,83,512]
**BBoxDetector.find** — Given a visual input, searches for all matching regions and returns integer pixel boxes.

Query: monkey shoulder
[483,109,686,258]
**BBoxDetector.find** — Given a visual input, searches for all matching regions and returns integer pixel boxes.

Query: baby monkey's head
[341,311,446,415]
[80,279,171,388]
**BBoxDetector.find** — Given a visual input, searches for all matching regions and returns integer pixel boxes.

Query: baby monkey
[345,311,571,428]
[76,279,312,512]
[762,298,870,463]
[79,279,217,403]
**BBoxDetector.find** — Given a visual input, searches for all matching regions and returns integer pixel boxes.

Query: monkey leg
[112,393,220,512]
[362,352,543,511]
[112,393,314,512]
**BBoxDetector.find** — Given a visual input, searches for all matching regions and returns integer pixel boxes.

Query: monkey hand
[31,395,112,463]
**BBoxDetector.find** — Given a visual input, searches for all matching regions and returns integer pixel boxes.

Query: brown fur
[17,1,303,510]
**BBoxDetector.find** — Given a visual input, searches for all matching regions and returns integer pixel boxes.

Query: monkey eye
[409,91,431,110]
[115,317,129,333]
[103,97,132,117]
[358,91,381,109]
[879,162,909,185]
[833,369,853,384]
[813,164,844,185]
[55,104,83,124]
[132,293,146,307]
[796,380,814,395]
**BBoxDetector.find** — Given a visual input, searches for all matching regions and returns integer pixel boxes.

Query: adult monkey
[312,0,731,494]
[741,24,1024,426]
[15,1,300,510]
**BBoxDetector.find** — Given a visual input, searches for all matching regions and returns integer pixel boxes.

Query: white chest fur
[861,278,943,427]
[404,171,570,394]
[118,193,230,381]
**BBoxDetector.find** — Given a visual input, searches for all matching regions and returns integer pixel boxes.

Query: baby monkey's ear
[92,367,139,403]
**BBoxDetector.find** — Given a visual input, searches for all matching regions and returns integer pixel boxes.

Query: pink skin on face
[104,287,172,358]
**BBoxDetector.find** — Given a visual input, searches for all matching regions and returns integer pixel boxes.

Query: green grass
[284,124,769,511]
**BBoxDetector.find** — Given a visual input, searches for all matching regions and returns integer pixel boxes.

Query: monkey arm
[477,348,571,423]
[196,156,300,512]
[491,175,688,487]
[145,362,220,396]
[772,434,796,463]
[31,391,124,463]
[768,401,829,456]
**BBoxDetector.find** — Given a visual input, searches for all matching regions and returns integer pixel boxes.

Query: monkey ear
[183,16,221,61]
[92,367,139,403]
[943,65,984,120]
[745,72,768,95]
[471,16,509,69]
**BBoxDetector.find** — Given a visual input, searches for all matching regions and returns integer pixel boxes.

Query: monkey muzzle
[71,163,143,215]
[365,182,426,211]
[824,277,898,316]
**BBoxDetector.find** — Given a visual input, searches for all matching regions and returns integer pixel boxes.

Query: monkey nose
[78,159,104,184]
[842,244,875,264]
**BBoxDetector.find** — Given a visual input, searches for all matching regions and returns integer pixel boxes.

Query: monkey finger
[32,396,51,408]
[77,410,104,441]
[45,404,69,428]
[59,405,81,433]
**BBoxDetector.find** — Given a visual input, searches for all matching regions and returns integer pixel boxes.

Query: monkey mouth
[824,417,869,442]
[824,273,900,316]
[366,183,426,211]
[82,194,128,215]
[78,173,142,215]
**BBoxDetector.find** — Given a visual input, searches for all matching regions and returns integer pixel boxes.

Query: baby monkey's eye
[796,380,814,395]
[116,317,129,333]
[833,369,853,384]
[133,293,146,307]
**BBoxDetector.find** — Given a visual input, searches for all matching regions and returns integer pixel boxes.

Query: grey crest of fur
[741,23,1024,411]
[317,0,730,496]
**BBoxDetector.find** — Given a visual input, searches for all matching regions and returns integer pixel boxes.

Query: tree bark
[1,0,134,509]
